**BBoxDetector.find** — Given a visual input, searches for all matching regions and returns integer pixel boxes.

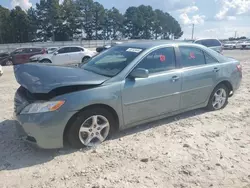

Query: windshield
[82,46,145,77]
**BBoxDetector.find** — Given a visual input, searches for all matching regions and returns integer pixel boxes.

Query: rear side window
[58,47,71,54]
[32,48,43,53]
[23,48,33,53]
[204,52,219,64]
[196,39,221,47]
[70,47,83,52]
[136,47,176,74]
[179,46,205,67]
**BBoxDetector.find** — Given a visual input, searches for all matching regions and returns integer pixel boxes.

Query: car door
[52,47,71,65]
[69,47,84,65]
[121,47,182,126]
[12,49,27,64]
[179,46,220,109]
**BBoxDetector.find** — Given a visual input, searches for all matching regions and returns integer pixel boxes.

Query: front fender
[53,82,124,128]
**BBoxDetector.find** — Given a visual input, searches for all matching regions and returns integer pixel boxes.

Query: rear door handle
[172,75,179,82]
[213,67,220,72]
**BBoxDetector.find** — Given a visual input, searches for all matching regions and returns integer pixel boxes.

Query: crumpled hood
[14,63,109,93]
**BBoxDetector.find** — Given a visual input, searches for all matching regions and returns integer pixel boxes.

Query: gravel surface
[0,50,250,188]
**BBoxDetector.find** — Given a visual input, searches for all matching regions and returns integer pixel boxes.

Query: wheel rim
[82,57,90,63]
[79,115,110,147]
[6,60,12,66]
[212,88,227,110]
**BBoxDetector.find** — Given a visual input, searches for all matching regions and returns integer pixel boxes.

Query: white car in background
[0,65,3,76]
[30,46,97,66]
[223,41,241,49]
[194,38,223,53]
[240,40,250,49]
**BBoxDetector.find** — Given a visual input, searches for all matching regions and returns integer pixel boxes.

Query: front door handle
[172,75,179,82]
[213,67,220,72]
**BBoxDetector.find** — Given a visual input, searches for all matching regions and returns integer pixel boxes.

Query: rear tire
[66,107,115,148]
[206,84,229,111]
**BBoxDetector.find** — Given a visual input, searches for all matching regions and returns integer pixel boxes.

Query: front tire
[206,84,229,111]
[5,60,13,66]
[67,108,115,148]
[82,56,90,64]
[40,59,52,64]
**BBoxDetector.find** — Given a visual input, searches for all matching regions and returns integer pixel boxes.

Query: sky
[1,0,250,39]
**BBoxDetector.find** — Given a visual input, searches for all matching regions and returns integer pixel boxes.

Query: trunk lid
[14,63,109,93]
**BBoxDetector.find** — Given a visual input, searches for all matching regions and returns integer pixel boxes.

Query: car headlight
[20,101,65,114]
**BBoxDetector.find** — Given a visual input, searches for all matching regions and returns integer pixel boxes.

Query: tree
[76,0,95,40]
[92,2,105,39]
[36,0,62,41]
[102,7,124,40]
[9,6,30,43]
[27,7,38,41]
[61,0,81,40]
[137,5,155,39]
[123,7,143,39]
[0,6,12,43]
[0,1,184,43]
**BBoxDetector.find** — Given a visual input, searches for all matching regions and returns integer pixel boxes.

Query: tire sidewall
[82,56,90,63]
[207,84,229,111]
[5,60,13,66]
[67,108,115,148]
[40,59,51,64]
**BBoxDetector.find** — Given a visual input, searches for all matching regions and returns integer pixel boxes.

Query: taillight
[236,64,242,72]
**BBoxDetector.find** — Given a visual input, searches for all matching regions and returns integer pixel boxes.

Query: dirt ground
[0,50,250,188]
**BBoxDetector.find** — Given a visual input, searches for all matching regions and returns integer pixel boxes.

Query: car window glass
[197,39,221,47]
[195,40,202,45]
[70,47,82,52]
[204,52,218,64]
[0,53,8,58]
[13,49,24,54]
[135,47,176,74]
[58,47,70,54]
[82,46,145,77]
[179,46,205,67]
[32,48,42,53]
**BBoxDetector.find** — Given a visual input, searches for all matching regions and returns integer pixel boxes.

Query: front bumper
[14,110,76,149]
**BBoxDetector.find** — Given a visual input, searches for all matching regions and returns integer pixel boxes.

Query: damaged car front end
[13,63,111,148]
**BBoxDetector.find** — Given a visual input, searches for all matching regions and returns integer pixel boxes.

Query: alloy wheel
[78,115,110,147]
[212,88,227,110]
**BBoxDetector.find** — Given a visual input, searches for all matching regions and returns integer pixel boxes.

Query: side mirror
[54,51,58,55]
[129,68,149,78]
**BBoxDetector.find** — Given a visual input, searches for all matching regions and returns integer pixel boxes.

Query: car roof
[117,40,202,49]
[59,46,84,48]
[195,38,220,41]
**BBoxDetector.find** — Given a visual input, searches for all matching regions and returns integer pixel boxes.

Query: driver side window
[135,47,176,74]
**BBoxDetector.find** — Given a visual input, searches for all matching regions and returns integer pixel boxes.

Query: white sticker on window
[126,48,142,53]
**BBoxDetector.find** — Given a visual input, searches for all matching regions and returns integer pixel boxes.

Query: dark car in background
[0,52,11,66]
[96,42,123,53]
[7,47,46,65]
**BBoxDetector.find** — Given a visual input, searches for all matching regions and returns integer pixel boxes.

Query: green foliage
[0,1,184,43]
